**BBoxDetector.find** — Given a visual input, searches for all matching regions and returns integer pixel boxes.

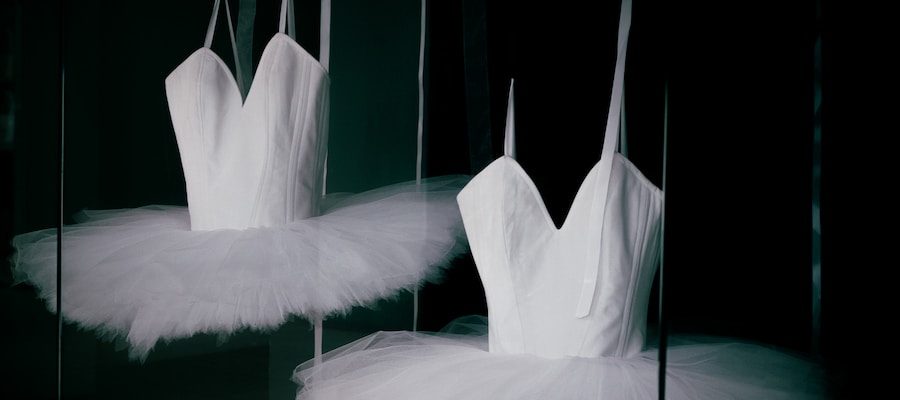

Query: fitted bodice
[166,0,329,230]
[458,155,661,358]
[457,0,663,359]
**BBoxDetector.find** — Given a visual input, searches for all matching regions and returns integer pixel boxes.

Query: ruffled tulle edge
[9,177,471,359]
[11,236,468,361]
[291,317,827,400]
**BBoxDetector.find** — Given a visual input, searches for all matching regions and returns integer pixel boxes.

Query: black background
[1,0,887,398]
[421,0,813,348]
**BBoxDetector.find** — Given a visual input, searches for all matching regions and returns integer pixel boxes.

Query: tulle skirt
[11,176,469,359]
[293,316,825,399]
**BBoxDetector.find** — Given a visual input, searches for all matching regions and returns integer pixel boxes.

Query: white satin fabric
[457,0,662,359]
[458,156,661,359]
[166,0,329,230]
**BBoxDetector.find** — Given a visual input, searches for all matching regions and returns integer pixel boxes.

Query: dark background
[420,0,814,351]
[1,0,881,398]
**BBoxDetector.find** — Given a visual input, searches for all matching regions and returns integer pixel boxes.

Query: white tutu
[293,316,825,399]
[11,176,469,359]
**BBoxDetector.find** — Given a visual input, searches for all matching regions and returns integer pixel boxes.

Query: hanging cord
[57,1,66,397]
[416,0,426,184]
[810,0,822,359]
[412,0,426,332]
[657,80,669,400]
[319,0,330,196]
[314,0,331,363]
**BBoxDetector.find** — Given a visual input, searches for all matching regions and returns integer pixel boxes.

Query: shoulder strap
[278,0,297,40]
[319,0,331,71]
[318,0,332,197]
[204,0,245,95]
[574,0,632,319]
[619,92,628,156]
[503,79,516,158]
[599,0,630,166]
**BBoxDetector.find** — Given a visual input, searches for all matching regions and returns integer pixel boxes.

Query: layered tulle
[293,316,824,400]
[11,176,469,359]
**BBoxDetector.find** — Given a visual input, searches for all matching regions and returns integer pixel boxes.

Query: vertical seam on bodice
[618,180,650,356]
[500,165,528,354]
[286,56,312,221]
[313,80,330,215]
[250,40,284,224]
[196,56,209,226]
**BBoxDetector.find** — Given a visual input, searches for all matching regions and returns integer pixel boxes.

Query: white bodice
[458,155,661,358]
[166,0,328,230]
[457,0,663,358]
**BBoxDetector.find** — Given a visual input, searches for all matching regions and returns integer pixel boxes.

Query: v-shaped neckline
[180,33,327,108]
[499,155,609,233]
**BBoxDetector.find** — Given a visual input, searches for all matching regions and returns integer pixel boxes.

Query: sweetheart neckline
[475,154,661,233]
[494,155,605,233]
[170,33,327,108]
